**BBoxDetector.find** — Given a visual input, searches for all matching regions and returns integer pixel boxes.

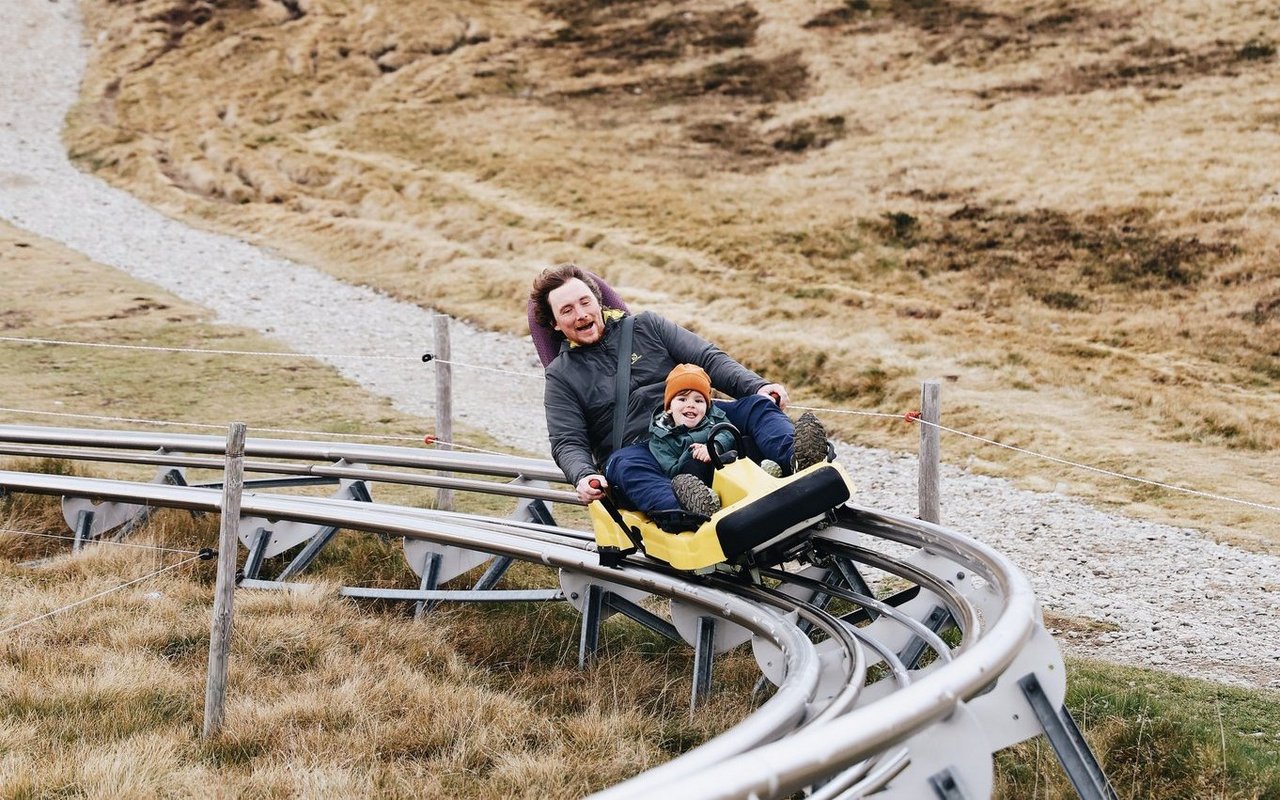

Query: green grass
[997,659,1280,799]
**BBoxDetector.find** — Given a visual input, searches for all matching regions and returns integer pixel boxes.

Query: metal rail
[0,468,826,772]
[596,506,1040,799]
[0,424,1099,798]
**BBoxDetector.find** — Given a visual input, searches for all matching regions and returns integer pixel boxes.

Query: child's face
[669,390,708,428]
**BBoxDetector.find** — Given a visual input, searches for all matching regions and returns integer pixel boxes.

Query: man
[529,263,827,530]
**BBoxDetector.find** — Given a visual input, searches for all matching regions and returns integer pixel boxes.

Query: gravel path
[2,0,1277,691]
[0,0,550,457]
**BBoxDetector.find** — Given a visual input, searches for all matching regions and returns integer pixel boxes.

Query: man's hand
[577,474,607,503]
[758,383,789,409]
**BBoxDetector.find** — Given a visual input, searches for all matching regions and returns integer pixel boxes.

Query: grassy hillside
[3,212,1278,795]
[62,0,1279,554]
[0,220,755,797]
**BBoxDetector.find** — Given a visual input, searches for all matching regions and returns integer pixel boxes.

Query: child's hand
[690,443,710,463]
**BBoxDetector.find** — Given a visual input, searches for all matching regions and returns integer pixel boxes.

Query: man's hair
[529,263,604,336]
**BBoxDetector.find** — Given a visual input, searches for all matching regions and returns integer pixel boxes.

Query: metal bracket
[574,581,684,671]
[402,479,554,592]
[898,604,953,670]
[843,584,921,627]
[1019,674,1117,800]
[831,554,878,620]
[414,552,443,620]
[242,526,274,580]
[276,480,373,580]
[72,508,93,553]
[62,464,185,543]
[691,615,716,711]
[237,464,371,560]
[579,583,604,669]
[603,593,679,642]
[928,768,969,799]
[472,555,514,591]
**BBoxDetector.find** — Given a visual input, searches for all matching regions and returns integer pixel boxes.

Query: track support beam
[1019,674,1117,800]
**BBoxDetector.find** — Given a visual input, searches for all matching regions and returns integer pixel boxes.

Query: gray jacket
[543,311,767,486]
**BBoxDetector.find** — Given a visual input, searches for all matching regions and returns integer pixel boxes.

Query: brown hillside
[64,0,1280,549]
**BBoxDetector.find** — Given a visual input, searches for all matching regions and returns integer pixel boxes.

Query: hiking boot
[758,459,784,478]
[792,411,829,472]
[672,474,721,518]
[651,509,711,534]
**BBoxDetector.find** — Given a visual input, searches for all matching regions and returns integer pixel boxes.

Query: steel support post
[472,555,514,591]
[843,584,923,627]
[414,552,443,619]
[242,526,273,580]
[348,481,373,504]
[691,615,716,712]
[603,593,680,642]
[522,498,556,526]
[1019,674,1117,800]
[899,604,953,670]
[274,482,372,580]
[111,468,187,541]
[72,508,93,553]
[468,496,547,591]
[578,583,604,669]
[832,555,879,620]
[276,526,340,580]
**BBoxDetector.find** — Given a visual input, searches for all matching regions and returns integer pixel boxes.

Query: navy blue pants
[603,394,796,515]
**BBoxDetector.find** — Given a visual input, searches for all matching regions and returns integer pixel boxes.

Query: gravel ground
[2,0,1277,691]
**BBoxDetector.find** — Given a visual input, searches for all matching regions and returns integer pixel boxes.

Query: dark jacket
[543,311,767,485]
[647,404,735,477]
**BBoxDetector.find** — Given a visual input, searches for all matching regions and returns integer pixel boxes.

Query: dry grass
[5,499,1277,798]
[0,219,433,444]
[7,0,1280,793]
[60,0,1279,551]
[0,507,761,798]
[0,227,762,796]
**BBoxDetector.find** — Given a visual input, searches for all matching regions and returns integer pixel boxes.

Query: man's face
[548,278,604,346]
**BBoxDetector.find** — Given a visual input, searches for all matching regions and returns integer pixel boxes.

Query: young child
[647,364,737,518]
[602,362,827,532]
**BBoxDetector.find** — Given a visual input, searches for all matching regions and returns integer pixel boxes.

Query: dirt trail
[1,0,1277,692]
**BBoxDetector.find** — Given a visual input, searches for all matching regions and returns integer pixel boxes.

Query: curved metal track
[0,424,1107,799]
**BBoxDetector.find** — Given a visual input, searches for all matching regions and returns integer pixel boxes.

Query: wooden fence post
[433,315,454,512]
[204,422,245,738]
[918,381,941,525]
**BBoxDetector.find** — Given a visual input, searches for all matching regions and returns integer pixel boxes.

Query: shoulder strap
[611,314,636,453]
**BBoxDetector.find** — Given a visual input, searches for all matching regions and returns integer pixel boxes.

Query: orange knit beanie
[664,364,712,408]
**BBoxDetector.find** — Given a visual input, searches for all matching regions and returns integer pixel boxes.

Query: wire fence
[1,333,1275,516]
[0,335,543,380]
[0,526,206,557]
[0,545,207,632]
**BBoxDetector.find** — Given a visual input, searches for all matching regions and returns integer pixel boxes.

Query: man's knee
[735,393,775,412]
[605,444,665,489]
[606,443,657,475]
[722,393,787,427]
